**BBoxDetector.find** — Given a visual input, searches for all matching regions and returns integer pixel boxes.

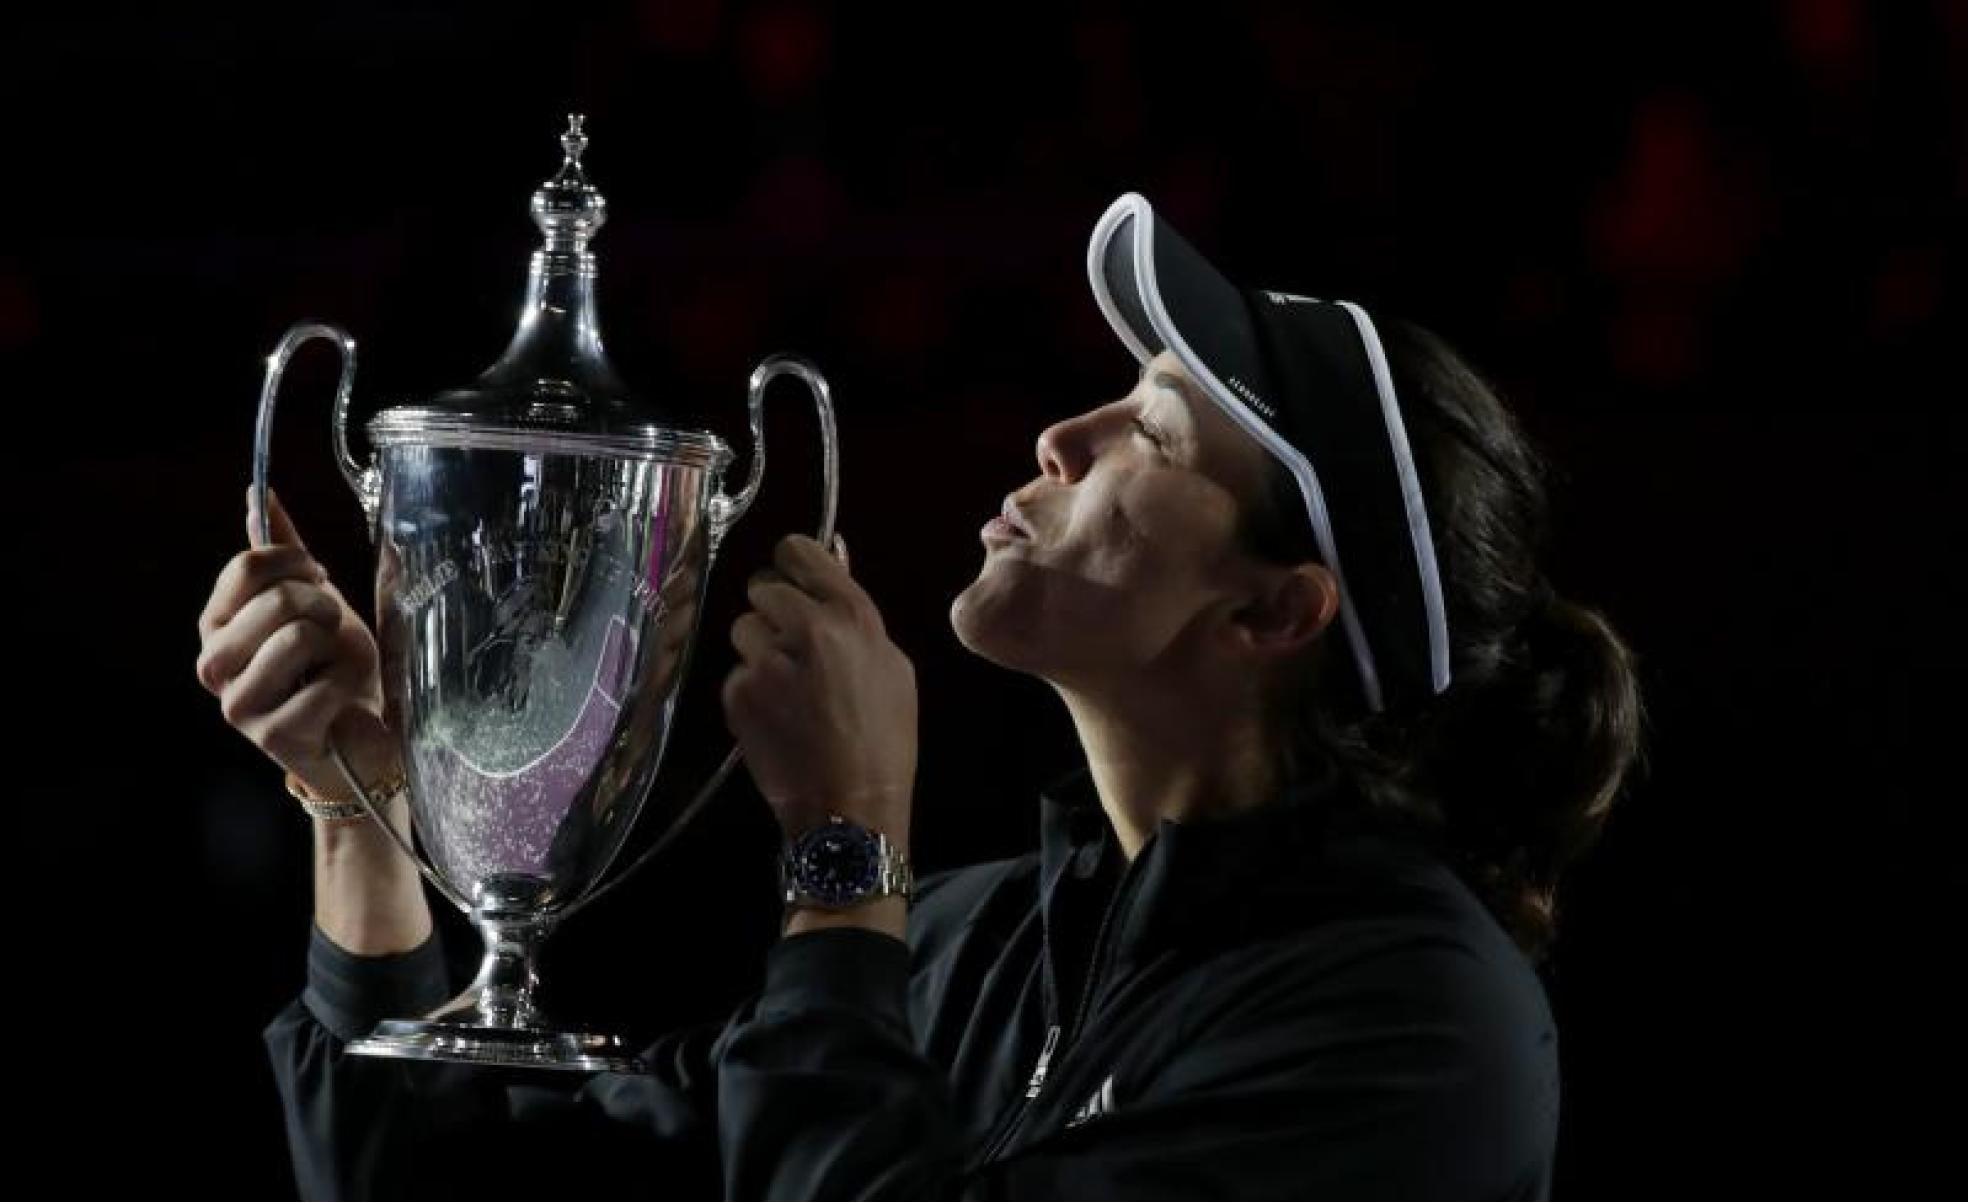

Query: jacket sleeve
[715,928,1559,1202]
[264,923,730,1202]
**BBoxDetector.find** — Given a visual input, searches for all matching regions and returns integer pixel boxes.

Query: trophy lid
[368,115,728,469]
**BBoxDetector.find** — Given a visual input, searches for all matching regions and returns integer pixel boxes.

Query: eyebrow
[1149,370,1200,408]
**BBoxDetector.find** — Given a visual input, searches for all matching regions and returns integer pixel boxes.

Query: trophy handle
[253,323,359,548]
[706,353,840,555]
[252,322,473,916]
[559,353,841,923]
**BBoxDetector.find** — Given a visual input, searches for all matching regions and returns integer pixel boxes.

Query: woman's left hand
[721,533,918,848]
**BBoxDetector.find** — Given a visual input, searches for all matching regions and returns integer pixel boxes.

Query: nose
[1034,408,1106,483]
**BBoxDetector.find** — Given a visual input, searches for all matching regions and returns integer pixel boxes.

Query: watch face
[791,821,882,906]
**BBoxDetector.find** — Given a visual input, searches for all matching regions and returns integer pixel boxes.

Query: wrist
[314,893,434,958]
[781,895,907,941]
[290,713,404,805]
[313,795,412,860]
[312,796,431,958]
[778,813,914,914]
[288,749,409,826]
[780,801,909,842]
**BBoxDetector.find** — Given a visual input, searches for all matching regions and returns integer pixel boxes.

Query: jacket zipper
[1021,1024,1062,1099]
[972,853,1140,1166]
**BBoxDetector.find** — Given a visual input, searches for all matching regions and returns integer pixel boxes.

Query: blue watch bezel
[787,817,885,907]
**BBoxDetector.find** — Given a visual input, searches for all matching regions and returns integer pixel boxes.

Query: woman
[200,193,1646,1201]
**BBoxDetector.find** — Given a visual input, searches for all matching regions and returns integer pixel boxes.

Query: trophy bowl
[250,115,838,1072]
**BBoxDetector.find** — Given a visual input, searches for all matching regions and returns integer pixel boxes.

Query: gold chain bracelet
[284,765,409,825]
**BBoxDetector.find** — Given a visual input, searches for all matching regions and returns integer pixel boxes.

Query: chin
[950,569,1048,674]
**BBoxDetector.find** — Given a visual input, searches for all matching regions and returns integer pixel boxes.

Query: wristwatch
[779,814,914,910]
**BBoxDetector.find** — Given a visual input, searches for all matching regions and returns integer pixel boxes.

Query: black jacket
[265,768,1560,1201]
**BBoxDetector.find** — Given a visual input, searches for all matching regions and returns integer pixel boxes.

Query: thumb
[246,484,310,552]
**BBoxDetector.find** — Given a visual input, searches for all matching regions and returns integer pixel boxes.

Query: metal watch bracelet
[779,828,915,909]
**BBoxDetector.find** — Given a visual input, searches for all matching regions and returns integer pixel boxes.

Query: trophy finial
[532,112,606,249]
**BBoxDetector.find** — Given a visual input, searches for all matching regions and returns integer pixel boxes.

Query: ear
[1226,563,1339,660]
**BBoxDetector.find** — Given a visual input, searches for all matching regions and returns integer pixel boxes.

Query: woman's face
[951,351,1293,688]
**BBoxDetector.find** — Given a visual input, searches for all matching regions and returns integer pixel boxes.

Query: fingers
[197,580,344,694]
[246,484,309,552]
[251,672,384,773]
[769,534,850,603]
[722,616,797,731]
[730,610,796,666]
[770,533,881,631]
[744,571,812,638]
[252,673,346,766]
[219,618,341,733]
[199,544,328,638]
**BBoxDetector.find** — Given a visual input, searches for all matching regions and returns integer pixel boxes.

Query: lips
[999,497,1035,540]
[981,496,1037,549]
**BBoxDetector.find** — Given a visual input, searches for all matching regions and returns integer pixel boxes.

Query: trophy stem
[343,879,644,1072]
[457,912,552,1030]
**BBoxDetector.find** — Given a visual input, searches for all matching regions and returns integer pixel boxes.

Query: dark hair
[1241,318,1650,968]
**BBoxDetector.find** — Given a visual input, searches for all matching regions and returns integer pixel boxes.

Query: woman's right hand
[196,484,399,805]
[200,484,432,956]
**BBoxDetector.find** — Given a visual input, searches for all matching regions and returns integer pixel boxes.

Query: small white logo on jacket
[1065,1073,1117,1128]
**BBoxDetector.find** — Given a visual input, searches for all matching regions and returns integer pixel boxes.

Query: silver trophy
[250,115,838,1072]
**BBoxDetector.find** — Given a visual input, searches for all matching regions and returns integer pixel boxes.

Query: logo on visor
[1226,376,1277,420]
[1263,290,1319,306]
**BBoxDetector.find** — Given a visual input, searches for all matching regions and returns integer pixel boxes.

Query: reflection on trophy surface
[252,114,839,1072]
[381,460,709,917]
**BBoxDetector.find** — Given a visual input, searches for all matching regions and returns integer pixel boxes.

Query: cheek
[1076,475,1232,592]
[951,472,1244,674]
[1050,478,1241,663]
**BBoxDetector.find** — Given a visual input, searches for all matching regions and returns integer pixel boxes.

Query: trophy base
[347,1019,645,1074]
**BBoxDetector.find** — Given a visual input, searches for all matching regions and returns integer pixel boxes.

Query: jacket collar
[1036,760,1438,967]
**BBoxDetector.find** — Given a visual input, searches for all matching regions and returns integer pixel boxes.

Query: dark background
[6,1,1956,1195]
